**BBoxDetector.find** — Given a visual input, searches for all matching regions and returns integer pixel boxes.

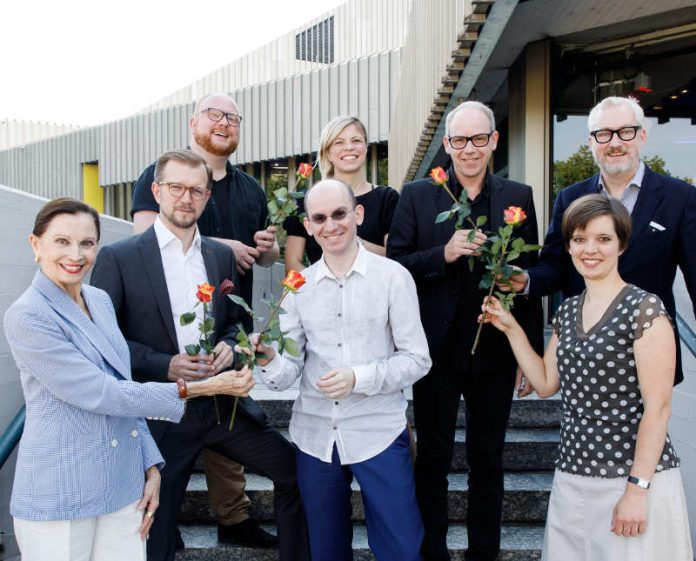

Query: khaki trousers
[202,448,251,525]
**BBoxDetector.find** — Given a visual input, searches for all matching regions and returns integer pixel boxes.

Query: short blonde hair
[318,116,368,178]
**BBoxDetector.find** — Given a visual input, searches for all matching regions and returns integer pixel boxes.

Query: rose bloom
[282,270,306,292]
[503,206,526,225]
[430,166,448,185]
[196,282,216,303]
[219,279,235,296]
[297,163,313,180]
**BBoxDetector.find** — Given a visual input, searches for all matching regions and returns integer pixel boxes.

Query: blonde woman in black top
[481,194,692,560]
[284,116,399,272]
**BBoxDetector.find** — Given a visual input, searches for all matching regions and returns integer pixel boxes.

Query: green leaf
[199,317,215,333]
[523,243,542,252]
[491,239,502,255]
[459,206,472,220]
[476,215,488,227]
[435,210,452,224]
[479,275,493,290]
[273,187,288,199]
[200,340,213,353]
[228,294,254,317]
[468,256,475,272]
[283,337,300,356]
[467,230,477,242]
[512,237,525,251]
[266,324,282,341]
[506,251,520,263]
[185,344,200,356]
[289,191,305,200]
[267,200,279,214]
[180,312,196,326]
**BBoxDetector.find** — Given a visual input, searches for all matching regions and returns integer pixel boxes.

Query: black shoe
[175,526,185,551]
[217,519,278,548]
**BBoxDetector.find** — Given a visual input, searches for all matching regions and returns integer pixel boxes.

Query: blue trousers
[295,429,424,561]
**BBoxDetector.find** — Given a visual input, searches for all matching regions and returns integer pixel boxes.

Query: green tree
[552,145,597,197]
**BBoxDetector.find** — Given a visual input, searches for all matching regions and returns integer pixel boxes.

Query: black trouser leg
[413,363,462,561]
[462,368,515,561]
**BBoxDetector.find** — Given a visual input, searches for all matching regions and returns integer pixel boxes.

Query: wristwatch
[627,475,651,489]
[177,378,188,399]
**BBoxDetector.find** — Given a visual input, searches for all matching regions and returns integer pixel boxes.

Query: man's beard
[163,208,198,229]
[193,129,238,157]
[592,147,639,176]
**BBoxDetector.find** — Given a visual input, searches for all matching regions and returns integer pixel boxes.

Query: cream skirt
[541,468,693,561]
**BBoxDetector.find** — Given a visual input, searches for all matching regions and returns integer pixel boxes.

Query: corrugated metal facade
[143,0,411,112]
[388,0,473,190]
[0,120,79,151]
[0,49,400,197]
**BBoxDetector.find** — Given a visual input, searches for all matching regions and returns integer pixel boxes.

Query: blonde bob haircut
[318,115,368,179]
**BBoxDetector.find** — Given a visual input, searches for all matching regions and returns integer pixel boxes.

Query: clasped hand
[167,341,233,381]
[444,229,487,263]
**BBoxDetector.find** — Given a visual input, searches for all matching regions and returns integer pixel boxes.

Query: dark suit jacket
[387,171,543,369]
[90,225,265,438]
[528,166,696,383]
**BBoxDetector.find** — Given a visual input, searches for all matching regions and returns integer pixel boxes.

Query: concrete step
[251,395,561,429]
[194,427,560,473]
[180,471,553,524]
[175,523,544,560]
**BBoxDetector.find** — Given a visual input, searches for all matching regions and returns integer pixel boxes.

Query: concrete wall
[0,185,133,557]
[670,270,696,548]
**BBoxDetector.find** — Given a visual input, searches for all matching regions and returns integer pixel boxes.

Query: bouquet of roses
[226,270,306,428]
[430,167,541,354]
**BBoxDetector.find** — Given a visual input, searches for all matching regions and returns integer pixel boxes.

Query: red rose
[196,282,215,303]
[503,206,526,226]
[282,270,306,292]
[219,279,235,296]
[297,163,313,180]
[430,166,448,186]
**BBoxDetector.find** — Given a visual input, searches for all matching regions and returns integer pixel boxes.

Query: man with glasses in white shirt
[249,179,432,561]
[129,94,278,548]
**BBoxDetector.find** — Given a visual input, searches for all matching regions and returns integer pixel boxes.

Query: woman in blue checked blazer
[3,198,254,561]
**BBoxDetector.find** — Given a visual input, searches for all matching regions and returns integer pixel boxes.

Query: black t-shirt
[131,160,268,318]
[283,185,400,264]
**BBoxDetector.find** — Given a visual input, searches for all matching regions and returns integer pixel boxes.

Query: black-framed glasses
[201,107,243,127]
[447,133,492,149]
[590,126,641,144]
[308,208,355,225]
[157,182,209,200]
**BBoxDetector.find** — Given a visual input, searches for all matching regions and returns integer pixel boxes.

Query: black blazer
[90,226,265,434]
[388,172,543,367]
[528,166,696,383]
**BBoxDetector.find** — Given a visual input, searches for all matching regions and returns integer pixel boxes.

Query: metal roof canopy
[415,0,696,179]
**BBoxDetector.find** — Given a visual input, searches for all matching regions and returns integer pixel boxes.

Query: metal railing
[676,313,696,358]
[0,405,24,470]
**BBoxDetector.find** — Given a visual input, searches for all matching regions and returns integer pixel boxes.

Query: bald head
[194,92,239,115]
[304,179,357,215]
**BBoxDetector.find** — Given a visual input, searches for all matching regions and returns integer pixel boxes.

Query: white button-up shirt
[154,217,209,354]
[259,245,432,464]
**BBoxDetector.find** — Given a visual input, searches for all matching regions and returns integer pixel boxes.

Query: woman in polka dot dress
[481,194,692,561]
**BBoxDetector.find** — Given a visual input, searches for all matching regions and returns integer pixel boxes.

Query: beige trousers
[14,500,146,561]
[202,449,251,525]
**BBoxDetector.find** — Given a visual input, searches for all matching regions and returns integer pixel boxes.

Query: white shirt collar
[153,215,202,253]
[315,242,368,282]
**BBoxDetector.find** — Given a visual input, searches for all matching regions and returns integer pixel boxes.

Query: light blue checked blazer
[3,270,185,521]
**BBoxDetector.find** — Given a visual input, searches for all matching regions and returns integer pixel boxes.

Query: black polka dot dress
[551,284,680,478]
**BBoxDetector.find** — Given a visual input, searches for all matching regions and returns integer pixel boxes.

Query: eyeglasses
[590,126,641,144]
[201,107,243,127]
[157,182,209,201]
[308,208,355,225]
[447,133,492,149]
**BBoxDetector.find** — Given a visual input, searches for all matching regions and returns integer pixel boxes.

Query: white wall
[0,185,133,558]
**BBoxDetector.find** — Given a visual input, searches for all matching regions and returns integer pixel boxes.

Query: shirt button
[334,401,339,405]
[337,313,342,317]
[131,430,138,438]
[339,284,343,288]
[111,439,118,447]
[333,426,337,430]
[338,343,342,347]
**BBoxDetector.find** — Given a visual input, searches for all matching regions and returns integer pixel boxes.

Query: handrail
[676,313,696,359]
[0,405,25,470]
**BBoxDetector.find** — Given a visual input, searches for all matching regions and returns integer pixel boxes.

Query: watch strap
[627,475,651,489]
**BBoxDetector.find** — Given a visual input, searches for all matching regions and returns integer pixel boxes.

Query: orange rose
[429,166,448,186]
[196,282,215,303]
[503,206,526,226]
[297,163,313,180]
[282,270,306,292]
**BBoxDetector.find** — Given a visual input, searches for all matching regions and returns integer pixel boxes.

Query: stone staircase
[176,386,561,560]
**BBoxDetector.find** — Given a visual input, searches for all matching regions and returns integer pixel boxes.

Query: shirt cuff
[352,364,374,395]
[258,353,284,391]
[522,274,531,295]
